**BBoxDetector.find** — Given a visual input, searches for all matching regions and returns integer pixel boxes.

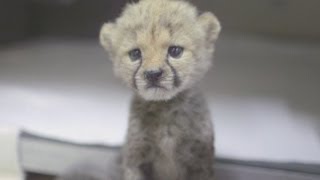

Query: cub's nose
[144,69,163,82]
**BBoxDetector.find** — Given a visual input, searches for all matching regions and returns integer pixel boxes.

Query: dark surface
[27,162,320,180]
[217,158,320,175]
[21,132,320,180]
[27,172,55,180]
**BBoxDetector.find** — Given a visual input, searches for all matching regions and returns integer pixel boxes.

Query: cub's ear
[99,23,115,50]
[198,12,221,44]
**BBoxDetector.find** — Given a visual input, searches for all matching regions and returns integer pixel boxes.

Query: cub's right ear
[99,23,115,50]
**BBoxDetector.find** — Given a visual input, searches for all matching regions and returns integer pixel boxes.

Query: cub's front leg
[176,137,215,180]
[123,125,156,180]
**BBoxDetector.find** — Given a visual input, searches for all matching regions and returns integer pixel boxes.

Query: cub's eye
[129,49,142,61]
[168,46,184,58]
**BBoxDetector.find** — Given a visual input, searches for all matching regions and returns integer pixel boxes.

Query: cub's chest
[157,128,176,157]
[154,122,182,155]
[154,128,179,180]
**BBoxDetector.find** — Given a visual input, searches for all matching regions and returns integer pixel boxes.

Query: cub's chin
[137,87,181,101]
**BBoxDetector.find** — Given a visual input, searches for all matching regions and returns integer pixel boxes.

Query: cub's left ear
[198,12,221,43]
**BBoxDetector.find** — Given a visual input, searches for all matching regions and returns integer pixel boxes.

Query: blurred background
[0,0,320,179]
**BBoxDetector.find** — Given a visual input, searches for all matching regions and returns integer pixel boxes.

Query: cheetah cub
[59,0,221,180]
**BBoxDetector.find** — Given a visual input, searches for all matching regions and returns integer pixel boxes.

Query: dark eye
[168,46,184,58]
[129,49,142,61]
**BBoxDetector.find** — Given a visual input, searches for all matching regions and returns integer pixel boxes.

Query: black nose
[144,70,163,82]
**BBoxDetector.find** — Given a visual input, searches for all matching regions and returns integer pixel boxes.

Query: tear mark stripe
[133,60,143,89]
[166,56,181,87]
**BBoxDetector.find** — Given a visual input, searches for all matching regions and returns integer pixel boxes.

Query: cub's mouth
[136,75,182,101]
[146,84,168,90]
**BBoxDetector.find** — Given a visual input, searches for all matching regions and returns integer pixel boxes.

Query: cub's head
[100,0,221,101]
